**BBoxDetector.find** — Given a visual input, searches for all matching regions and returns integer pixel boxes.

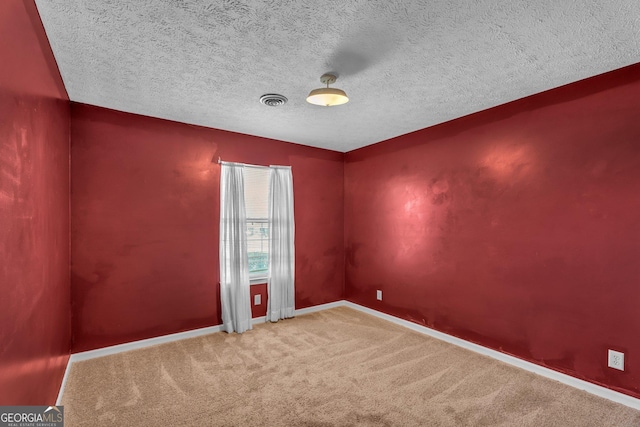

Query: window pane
[243,167,270,276]
[247,221,269,274]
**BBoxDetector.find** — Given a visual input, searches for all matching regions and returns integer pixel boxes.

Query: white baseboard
[252,316,267,325]
[342,301,640,411]
[55,357,72,406]
[69,325,225,363]
[64,304,338,366]
[55,302,340,403]
[56,323,226,404]
[295,300,344,316]
[56,299,640,411]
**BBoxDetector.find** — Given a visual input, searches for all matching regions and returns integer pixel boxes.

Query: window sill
[250,277,267,285]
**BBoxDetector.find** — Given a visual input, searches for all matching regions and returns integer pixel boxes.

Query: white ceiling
[35,0,640,152]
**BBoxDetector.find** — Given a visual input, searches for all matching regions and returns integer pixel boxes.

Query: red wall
[0,1,70,405]
[250,283,268,319]
[6,0,638,403]
[70,104,344,352]
[345,64,640,398]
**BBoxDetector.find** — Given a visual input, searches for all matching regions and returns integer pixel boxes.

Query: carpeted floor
[61,306,640,426]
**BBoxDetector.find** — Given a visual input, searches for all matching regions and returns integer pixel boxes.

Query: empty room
[1,0,639,425]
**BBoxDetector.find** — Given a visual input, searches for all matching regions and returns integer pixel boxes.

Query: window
[243,166,271,279]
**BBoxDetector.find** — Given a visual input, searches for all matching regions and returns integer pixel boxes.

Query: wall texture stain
[345,63,640,399]
[0,1,70,405]
[70,104,344,352]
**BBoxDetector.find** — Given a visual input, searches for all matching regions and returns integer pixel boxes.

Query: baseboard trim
[65,304,340,366]
[55,357,72,406]
[67,313,278,365]
[56,303,341,402]
[57,299,640,411]
[69,325,224,364]
[295,300,344,316]
[343,301,640,411]
[252,316,267,325]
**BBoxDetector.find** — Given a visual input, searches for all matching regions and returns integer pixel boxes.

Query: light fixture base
[320,73,337,85]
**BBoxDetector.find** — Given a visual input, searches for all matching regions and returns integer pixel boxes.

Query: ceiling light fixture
[306,73,349,107]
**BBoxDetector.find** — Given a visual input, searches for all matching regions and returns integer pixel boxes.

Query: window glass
[244,167,270,276]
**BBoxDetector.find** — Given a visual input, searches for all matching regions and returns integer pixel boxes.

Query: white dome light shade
[306,88,349,106]
[306,73,349,107]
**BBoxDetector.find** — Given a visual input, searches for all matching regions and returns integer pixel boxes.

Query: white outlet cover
[254,294,261,305]
[376,290,382,301]
[608,349,625,371]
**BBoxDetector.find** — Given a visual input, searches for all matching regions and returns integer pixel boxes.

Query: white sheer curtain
[267,166,295,322]
[219,163,252,334]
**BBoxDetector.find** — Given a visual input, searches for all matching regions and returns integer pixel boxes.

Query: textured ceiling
[35,0,640,152]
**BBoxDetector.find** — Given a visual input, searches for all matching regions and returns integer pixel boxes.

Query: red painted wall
[250,283,268,318]
[70,104,344,352]
[7,0,637,403]
[0,1,70,405]
[345,63,640,398]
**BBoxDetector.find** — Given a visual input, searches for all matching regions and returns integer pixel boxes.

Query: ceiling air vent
[259,94,288,107]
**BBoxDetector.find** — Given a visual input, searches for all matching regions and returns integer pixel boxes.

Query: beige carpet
[62,307,640,426]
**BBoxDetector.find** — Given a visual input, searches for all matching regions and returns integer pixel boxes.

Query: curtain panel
[219,163,252,333]
[267,166,295,322]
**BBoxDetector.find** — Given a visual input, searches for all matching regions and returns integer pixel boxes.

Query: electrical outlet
[376,290,382,301]
[254,294,261,305]
[608,349,624,371]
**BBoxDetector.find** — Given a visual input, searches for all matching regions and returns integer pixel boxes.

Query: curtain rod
[217,158,291,170]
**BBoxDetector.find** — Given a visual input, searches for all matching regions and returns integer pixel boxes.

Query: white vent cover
[259,94,287,107]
